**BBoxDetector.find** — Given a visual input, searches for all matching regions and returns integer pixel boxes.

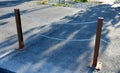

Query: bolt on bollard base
[88,60,102,70]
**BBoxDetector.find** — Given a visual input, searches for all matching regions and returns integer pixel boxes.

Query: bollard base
[15,47,25,50]
[19,42,24,49]
[88,60,102,70]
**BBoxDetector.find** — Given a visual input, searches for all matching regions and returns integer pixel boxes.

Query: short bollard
[14,9,24,49]
[88,17,104,70]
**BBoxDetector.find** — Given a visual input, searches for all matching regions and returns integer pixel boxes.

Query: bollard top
[14,8,20,11]
[98,17,104,20]
[14,8,19,10]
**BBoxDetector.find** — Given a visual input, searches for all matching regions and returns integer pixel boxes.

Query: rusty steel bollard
[88,17,104,70]
[14,9,24,49]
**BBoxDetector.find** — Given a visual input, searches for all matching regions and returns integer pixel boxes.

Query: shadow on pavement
[0,0,32,8]
[0,5,52,20]
[0,68,15,73]
[0,4,120,73]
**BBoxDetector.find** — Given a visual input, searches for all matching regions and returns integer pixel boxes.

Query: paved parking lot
[0,1,120,73]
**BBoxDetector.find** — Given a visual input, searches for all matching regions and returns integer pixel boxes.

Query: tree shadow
[0,5,52,20]
[0,22,8,26]
[118,70,120,73]
[0,67,15,73]
[0,35,17,49]
[0,0,32,8]
[0,4,120,73]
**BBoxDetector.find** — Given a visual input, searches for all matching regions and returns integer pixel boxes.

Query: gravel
[72,2,100,10]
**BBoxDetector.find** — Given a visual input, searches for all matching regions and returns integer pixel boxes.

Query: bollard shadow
[0,4,120,73]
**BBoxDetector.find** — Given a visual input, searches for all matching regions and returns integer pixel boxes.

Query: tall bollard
[14,9,24,49]
[88,17,104,70]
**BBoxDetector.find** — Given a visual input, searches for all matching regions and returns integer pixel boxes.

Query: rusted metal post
[88,17,104,70]
[14,9,24,49]
[93,17,103,67]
